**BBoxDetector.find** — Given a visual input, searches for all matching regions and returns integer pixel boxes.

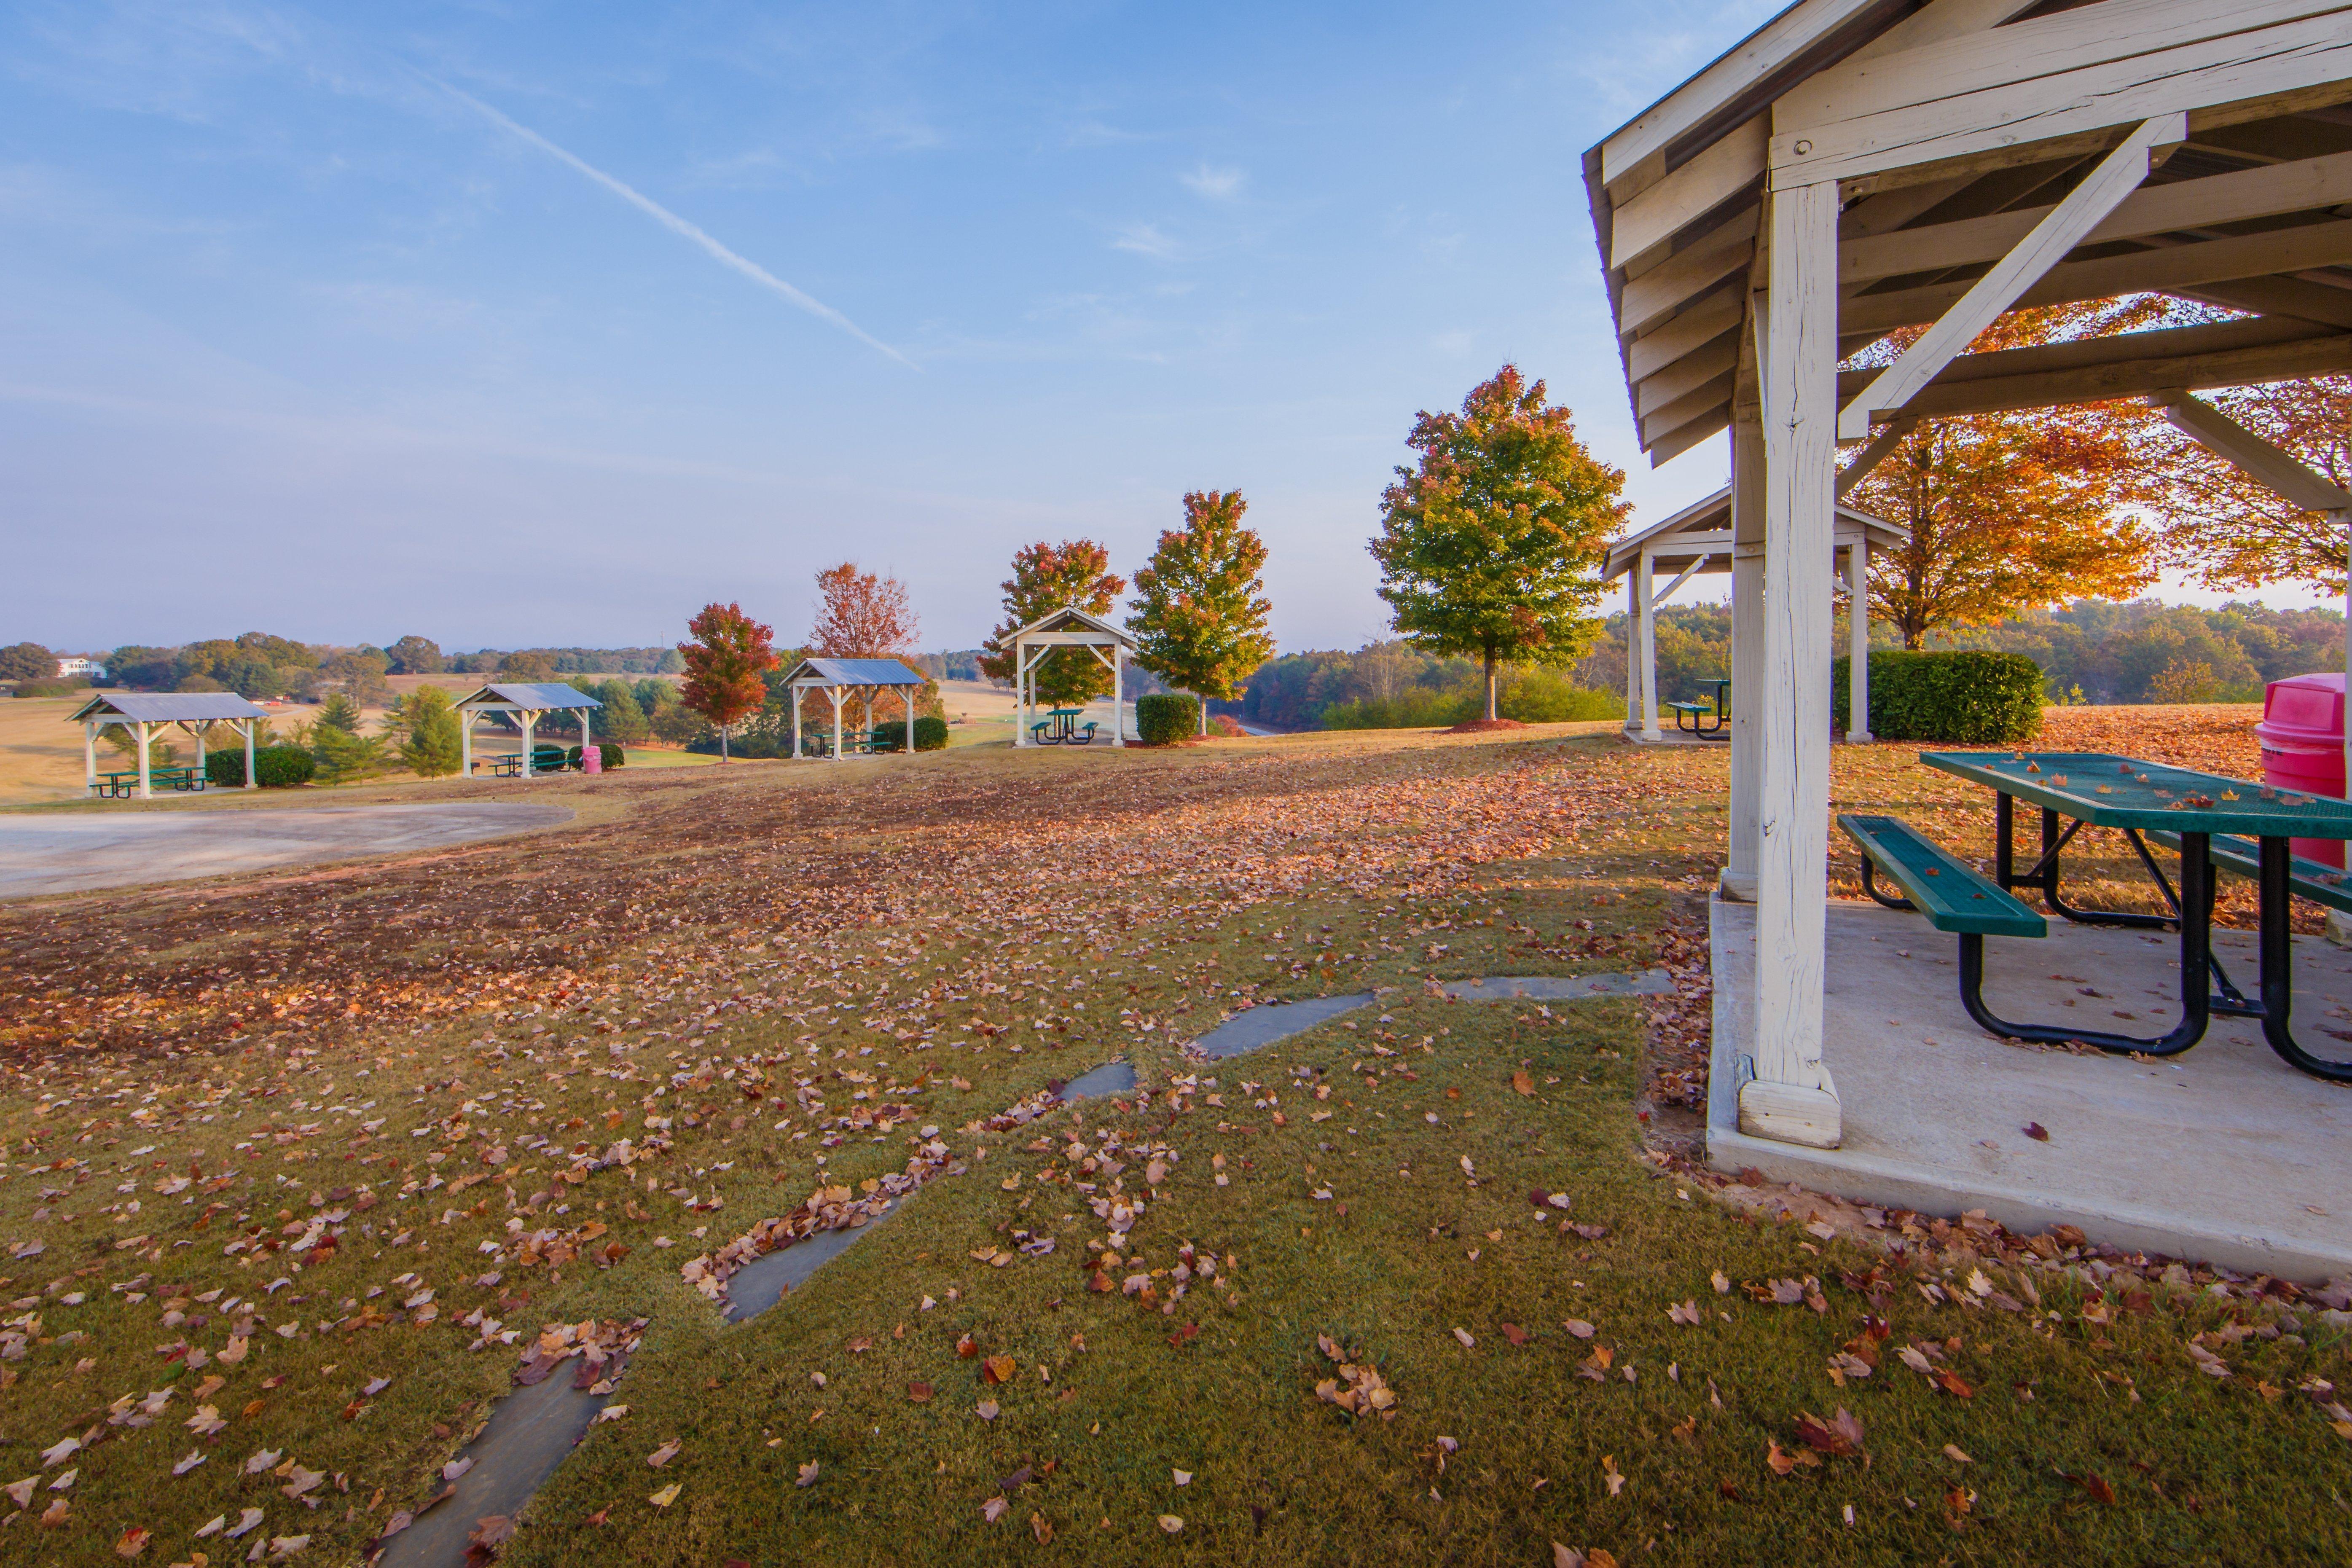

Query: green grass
[0,721,2342,1565]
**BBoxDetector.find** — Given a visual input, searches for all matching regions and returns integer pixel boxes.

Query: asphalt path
[0,802,573,899]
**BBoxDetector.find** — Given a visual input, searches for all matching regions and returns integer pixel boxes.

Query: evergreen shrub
[1136,693,1201,745]
[1832,651,2044,743]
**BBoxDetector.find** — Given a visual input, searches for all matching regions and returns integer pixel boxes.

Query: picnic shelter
[454,684,604,778]
[1585,0,2352,1276]
[70,692,271,799]
[1602,485,1905,752]
[782,657,927,760]
[1007,607,1137,748]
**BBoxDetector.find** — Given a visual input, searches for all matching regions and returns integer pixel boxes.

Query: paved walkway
[0,803,574,899]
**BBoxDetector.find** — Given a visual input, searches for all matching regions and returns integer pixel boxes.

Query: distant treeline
[1235,642,1617,731]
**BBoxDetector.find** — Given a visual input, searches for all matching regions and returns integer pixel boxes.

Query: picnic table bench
[1029,710,1100,746]
[2144,828,2352,916]
[95,766,203,798]
[1666,679,1731,737]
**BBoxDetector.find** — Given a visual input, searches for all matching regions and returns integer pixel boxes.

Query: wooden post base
[1738,1077,1842,1149]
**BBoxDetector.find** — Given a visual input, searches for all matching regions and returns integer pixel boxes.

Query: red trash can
[2254,671,2347,868]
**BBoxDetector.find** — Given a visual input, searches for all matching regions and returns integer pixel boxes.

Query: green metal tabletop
[1920,750,2352,840]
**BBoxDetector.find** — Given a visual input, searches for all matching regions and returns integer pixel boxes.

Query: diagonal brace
[2153,389,2352,515]
[1837,113,2185,443]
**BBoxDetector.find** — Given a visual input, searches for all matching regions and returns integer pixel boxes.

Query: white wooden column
[1723,417,1765,902]
[1635,551,1661,742]
[191,721,207,784]
[1742,177,1841,1150]
[830,688,844,760]
[137,721,152,801]
[1111,644,1124,746]
[1846,537,1873,743]
[243,719,257,789]
[84,721,97,796]
[1623,575,1641,733]
[1014,638,1028,747]
[792,687,804,758]
[460,709,473,776]
[521,711,536,779]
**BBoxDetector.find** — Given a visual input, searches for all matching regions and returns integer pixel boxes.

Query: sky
[1,1,2329,658]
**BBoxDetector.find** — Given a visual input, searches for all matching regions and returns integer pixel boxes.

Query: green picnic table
[1913,749,2352,1082]
[1030,708,1098,746]
[95,766,202,798]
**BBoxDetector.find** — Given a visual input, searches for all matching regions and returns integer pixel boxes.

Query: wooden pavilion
[453,683,603,777]
[1603,486,1906,753]
[1007,607,1138,748]
[781,657,927,759]
[1586,0,2352,1151]
[69,692,271,798]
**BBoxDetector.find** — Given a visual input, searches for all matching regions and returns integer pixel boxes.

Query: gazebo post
[793,686,803,759]
[460,707,473,776]
[1014,635,1028,747]
[521,709,537,779]
[243,717,258,789]
[903,685,914,751]
[1623,575,1640,734]
[1724,419,1765,901]
[191,721,207,785]
[1635,551,1661,742]
[1847,536,1872,743]
[1742,178,1842,1150]
[1112,645,1124,747]
[137,720,152,801]
[83,720,97,797]
[830,688,844,761]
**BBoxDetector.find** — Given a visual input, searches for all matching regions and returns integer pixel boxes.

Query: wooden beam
[1641,372,1735,446]
[1833,322,2352,418]
[1620,209,1759,335]
[2175,276,2352,330]
[1600,0,1883,183]
[1842,216,2352,337]
[2157,389,2352,510]
[1650,407,1732,467]
[1836,417,1916,497]
[1636,331,1739,416]
[1626,286,1743,380]
[1611,115,1766,270]
[1774,11,2352,191]
[1841,148,2352,287]
[1845,0,2042,62]
[1777,0,2338,134]
[1839,115,2180,440]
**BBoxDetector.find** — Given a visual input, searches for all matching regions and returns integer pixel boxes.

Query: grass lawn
[0,715,2342,1565]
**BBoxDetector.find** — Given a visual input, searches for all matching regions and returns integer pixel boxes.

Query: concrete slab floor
[0,802,574,899]
[1709,896,2352,1280]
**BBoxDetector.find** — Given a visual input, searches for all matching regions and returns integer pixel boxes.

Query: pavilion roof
[783,657,927,687]
[1005,605,1138,647]
[453,683,603,711]
[69,692,270,724]
[1602,486,1905,581]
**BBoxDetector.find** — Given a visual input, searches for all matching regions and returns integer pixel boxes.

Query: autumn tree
[1847,302,2161,647]
[2144,372,2352,593]
[1128,490,1275,736]
[809,562,928,730]
[1369,365,1624,721]
[678,602,779,761]
[977,541,1127,708]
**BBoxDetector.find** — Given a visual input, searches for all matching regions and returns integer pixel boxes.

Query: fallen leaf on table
[646,1439,681,1469]
[647,1484,681,1509]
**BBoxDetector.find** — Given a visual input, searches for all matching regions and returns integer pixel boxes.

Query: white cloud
[1110,223,1177,260]
[1178,164,1243,200]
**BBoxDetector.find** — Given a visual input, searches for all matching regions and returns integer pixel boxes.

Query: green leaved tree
[399,685,464,778]
[1128,491,1275,736]
[976,541,1127,708]
[1369,365,1625,721]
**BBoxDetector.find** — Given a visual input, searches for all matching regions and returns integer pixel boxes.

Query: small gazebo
[1007,607,1137,749]
[1603,486,1906,745]
[453,683,602,777]
[70,692,271,798]
[781,658,927,760]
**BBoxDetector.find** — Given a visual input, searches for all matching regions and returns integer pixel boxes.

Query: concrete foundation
[1709,894,2352,1281]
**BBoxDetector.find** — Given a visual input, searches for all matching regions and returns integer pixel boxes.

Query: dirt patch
[1445,717,1528,734]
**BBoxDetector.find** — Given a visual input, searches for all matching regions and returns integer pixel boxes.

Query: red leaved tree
[808,562,925,730]
[678,602,778,761]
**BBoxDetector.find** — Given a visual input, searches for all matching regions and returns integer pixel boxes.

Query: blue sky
[1,1,2313,657]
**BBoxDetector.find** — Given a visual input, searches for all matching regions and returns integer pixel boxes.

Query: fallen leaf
[1944,1444,1973,1464]
[907,1383,933,1403]
[796,1462,820,1488]
[1794,1408,1865,1458]
[977,1400,1000,1421]
[647,1484,681,1509]
[115,1525,151,1557]
[646,1439,681,1469]
[1602,1455,1624,1497]
[1668,1299,1702,1326]
[1512,1071,1535,1096]
[982,1498,1008,1523]
[1710,1270,1729,1295]
[1173,1469,1192,1485]
[1158,1515,1184,1534]
[983,1355,1017,1385]
[1452,1327,1475,1349]
[1501,1323,1530,1346]
[467,1516,515,1555]
[1766,1439,1820,1476]
[1563,1319,1596,1340]
[2061,1469,2118,1506]
[2023,1122,2049,1142]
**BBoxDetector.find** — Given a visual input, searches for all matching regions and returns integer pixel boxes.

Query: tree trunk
[1197,692,1207,737]
[721,724,730,762]
[1484,650,1499,721]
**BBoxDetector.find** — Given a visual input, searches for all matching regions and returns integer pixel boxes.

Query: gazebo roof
[453,683,603,712]
[783,657,926,687]
[1584,0,2352,469]
[1603,487,1906,581]
[1007,605,1138,647]
[70,692,269,724]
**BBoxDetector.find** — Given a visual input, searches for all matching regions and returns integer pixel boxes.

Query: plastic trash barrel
[581,744,602,776]
[2254,671,2346,868]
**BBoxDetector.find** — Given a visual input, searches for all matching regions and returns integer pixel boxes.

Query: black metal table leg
[2255,834,2352,1081]
[1957,830,2211,1056]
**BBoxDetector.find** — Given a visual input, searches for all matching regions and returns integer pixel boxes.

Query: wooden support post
[1847,537,1872,743]
[830,688,844,761]
[83,720,97,797]
[521,712,536,779]
[1724,417,1765,901]
[792,687,803,758]
[191,721,207,784]
[244,719,257,789]
[1743,178,1842,1149]
[137,721,152,801]
[1636,551,1662,741]
[1112,645,1124,746]
[1014,638,1028,748]
[460,709,473,776]
[904,687,914,751]
[1623,575,1642,733]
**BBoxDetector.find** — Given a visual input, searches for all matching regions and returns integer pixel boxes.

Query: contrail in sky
[435,80,912,367]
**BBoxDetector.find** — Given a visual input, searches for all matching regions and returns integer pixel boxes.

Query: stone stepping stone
[1442,970,1672,1000]
[376,1369,613,1568]
[722,1200,901,1323]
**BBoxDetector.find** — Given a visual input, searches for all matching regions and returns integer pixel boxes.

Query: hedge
[204,745,315,788]
[1136,693,1200,745]
[571,743,626,768]
[1831,650,2043,744]
[869,716,949,752]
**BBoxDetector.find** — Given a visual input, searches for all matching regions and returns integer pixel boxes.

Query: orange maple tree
[677,601,778,761]
[808,561,929,730]
[2144,371,2352,593]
